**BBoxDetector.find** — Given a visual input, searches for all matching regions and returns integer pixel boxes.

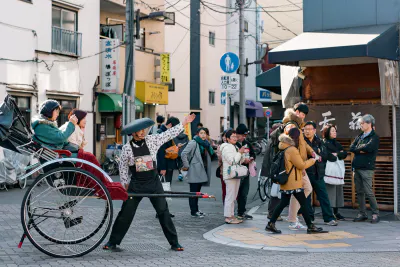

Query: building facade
[0,0,99,161]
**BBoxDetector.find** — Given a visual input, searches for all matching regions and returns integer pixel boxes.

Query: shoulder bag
[324,160,345,185]
[165,140,179,160]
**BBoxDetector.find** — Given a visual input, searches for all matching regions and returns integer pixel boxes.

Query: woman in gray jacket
[181,128,215,218]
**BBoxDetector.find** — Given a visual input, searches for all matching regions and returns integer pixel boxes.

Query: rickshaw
[0,95,214,258]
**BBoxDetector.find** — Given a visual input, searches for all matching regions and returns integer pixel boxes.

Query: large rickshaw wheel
[21,167,113,258]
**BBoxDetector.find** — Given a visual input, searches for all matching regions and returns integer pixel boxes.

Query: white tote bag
[270,183,281,199]
[159,175,172,202]
[324,160,345,185]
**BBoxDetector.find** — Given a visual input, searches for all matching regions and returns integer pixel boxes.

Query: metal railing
[52,26,82,57]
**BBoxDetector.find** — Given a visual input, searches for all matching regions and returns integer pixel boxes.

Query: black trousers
[237,176,250,216]
[268,196,281,216]
[189,183,203,215]
[108,196,178,246]
[269,191,313,227]
[164,169,174,184]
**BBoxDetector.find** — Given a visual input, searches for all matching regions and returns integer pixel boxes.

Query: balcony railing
[52,26,82,57]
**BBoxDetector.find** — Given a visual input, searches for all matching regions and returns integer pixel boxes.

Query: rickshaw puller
[103,114,195,252]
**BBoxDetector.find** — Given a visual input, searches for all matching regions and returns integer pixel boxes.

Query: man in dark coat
[350,114,380,224]
[303,121,338,226]
[235,124,256,220]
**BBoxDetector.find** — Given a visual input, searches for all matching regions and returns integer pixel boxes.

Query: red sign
[265,109,272,118]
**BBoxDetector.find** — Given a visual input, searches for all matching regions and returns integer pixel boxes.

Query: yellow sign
[183,113,192,140]
[136,81,168,105]
[160,53,170,83]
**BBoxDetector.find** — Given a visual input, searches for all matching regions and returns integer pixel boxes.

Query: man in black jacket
[350,114,380,224]
[303,121,338,226]
[236,124,256,220]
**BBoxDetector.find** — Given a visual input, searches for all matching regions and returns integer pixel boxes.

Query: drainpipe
[92,76,100,157]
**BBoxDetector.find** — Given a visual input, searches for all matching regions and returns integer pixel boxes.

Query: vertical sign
[101,39,120,93]
[183,113,192,140]
[221,91,226,105]
[160,53,170,83]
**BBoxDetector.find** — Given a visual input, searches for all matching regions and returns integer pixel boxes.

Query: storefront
[268,23,399,212]
[97,92,144,158]
[136,81,169,120]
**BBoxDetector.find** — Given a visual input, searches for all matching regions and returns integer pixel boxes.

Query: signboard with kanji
[160,53,170,83]
[101,39,120,93]
[220,74,239,91]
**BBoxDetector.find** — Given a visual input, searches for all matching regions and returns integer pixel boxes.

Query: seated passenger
[60,109,88,152]
[31,100,126,200]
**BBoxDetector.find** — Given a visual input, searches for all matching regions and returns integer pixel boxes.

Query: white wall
[0,0,99,154]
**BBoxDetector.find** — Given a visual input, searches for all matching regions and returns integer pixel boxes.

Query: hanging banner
[306,105,391,138]
[378,59,400,106]
[160,53,171,83]
[101,39,120,93]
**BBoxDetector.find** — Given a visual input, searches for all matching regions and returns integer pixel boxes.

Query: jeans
[189,183,203,215]
[354,169,379,215]
[237,176,250,216]
[269,191,313,227]
[307,176,335,222]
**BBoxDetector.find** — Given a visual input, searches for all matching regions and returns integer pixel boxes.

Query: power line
[199,0,238,14]
[260,6,298,36]
[171,29,188,55]
[165,0,183,10]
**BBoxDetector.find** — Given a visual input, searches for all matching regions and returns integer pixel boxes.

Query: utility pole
[238,0,246,125]
[123,0,136,144]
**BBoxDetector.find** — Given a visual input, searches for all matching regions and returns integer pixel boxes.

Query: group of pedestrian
[262,102,381,235]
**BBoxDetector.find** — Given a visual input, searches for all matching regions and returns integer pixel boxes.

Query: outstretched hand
[183,113,196,126]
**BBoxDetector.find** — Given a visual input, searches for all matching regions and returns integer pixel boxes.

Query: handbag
[270,183,281,199]
[159,175,172,202]
[249,161,257,177]
[165,140,179,160]
[226,163,248,179]
[324,160,345,185]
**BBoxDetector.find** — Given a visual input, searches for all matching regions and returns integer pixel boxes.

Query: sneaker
[237,214,253,220]
[171,243,184,251]
[289,221,307,231]
[103,242,123,252]
[325,220,338,226]
[191,212,204,218]
[178,175,183,181]
[335,213,346,221]
[199,211,206,216]
[265,222,282,234]
[353,214,368,222]
[371,214,380,224]
[307,224,329,234]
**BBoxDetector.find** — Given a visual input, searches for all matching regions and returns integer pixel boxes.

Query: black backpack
[269,147,295,185]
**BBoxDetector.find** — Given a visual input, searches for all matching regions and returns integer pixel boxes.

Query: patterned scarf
[194,136,215,156]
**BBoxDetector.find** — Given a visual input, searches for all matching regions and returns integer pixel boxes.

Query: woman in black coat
[322,124,348,221]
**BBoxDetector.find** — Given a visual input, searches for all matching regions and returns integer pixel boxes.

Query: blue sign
[221,92,226,105]
[220,52,240,74]
[265,109,272,118]
[258,89,271,101]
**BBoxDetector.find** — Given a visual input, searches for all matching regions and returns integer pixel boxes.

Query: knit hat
[288,128,300,146]
[236,124,249,135]
[294,103,309,115]
[68,109,87,125]
[39,100,61,119]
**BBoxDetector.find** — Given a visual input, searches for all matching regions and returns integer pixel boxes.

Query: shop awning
[269,24,398,65]
[245,100,264,118]
[98,93,144,113]
[256,66,281,94]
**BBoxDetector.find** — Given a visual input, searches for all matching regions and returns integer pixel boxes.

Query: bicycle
[257,169,272,202]
[102,143,121,176]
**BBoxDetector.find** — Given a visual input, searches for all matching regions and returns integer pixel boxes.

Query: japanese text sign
[306,105,391,138]
[220,74,239,91]
[160,53,171,83]
[101,39,120,93]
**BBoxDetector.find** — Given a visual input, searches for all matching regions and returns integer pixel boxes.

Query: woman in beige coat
[265,128,327,234]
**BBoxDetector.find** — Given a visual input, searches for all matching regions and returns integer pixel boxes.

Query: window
[52,6,77,32]
[209,31,215,46]
[168,78,175,92]
[209,91,215,105]
[12,96,31,124]
[101,116,116,137]
[53,99,76,127]
[244,20,249,32]
[164,12,175,25]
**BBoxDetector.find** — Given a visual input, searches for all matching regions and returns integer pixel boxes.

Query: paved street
[1,158,400,266]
